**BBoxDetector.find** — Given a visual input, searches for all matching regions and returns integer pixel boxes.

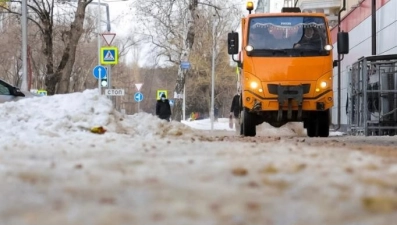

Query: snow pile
[0,89,193,139]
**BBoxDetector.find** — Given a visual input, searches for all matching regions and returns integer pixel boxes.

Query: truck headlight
[245,74,263,94]
[324,45,333,51]
[315,74,332,92]
[320,81,327,88]
[245,45,254,52]
[250,81,258,89]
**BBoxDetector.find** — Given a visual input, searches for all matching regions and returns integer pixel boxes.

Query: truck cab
[228,2,349,137]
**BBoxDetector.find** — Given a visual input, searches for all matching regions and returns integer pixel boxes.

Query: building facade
[330,0,397,131]
[293,0,341,27]
[255,0,285,13]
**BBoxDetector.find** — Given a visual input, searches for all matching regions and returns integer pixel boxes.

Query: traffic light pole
[97,72,101,93]
[107,65,112,101]
[107,65,111,89]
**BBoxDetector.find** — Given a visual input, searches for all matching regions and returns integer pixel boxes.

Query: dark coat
[230,94,240,117]
[156,99,171,119]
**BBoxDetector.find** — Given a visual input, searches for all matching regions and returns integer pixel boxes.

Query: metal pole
[97,0,102,94]
[107,65,112,102]
[105,3,111,32]
[335,0,346,131]
[107,65,111,88]
[21,0,28,91]
[183,85,186,120]
[210,17,216,130]
[363,59,368,136]
[371,0,376,55]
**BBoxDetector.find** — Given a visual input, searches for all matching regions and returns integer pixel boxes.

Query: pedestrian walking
[214,106,219,122]
[156,94,171,121]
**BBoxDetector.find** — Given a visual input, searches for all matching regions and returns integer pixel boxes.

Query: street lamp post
[21,0,28,91]
[210,17,216,130]
[183,85,186,120]
[210,5,220,131]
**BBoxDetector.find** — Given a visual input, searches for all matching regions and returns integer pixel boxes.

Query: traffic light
[101,76,108,87]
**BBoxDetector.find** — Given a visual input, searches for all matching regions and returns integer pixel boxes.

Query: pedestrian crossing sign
[157,90,168,100]
[100,46,118,65]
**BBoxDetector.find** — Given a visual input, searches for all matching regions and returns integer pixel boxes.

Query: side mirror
[227,32,239,55]
[11,87,25,97]
[333,60,338,68]
[337,31,349,54]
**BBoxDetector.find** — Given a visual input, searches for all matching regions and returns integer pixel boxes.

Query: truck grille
[268,84,310,95]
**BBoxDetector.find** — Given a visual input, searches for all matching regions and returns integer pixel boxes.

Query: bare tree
[134,0,241,120]
[170,0,199,121]
[133,0,213,121]
[0,13,22,86]
[56,0,93,94]
[1,0,94,95]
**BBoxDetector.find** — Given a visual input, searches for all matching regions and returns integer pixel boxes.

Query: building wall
[330,0,397,129]
[256,0,285,13]
[284,0,295,7]
[295,0,341,27]
[296,0,362,16]
[270,0,284,12]
[342,0,363,18]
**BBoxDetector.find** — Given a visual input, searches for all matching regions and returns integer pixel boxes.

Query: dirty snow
[0,89,396,225]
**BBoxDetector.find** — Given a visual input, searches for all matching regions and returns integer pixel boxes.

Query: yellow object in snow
[90,126,107,134]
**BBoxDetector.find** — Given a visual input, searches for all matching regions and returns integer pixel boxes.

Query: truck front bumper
[243,87,333,121]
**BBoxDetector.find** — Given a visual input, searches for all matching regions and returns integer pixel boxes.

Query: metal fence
[347,54,397,136]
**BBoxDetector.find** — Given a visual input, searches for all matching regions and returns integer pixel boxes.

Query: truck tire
[307,122,316,137]
[306,110,330,137]
[318,110,330,137]
[242,108,256,137]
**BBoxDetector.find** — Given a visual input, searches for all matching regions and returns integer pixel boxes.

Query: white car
[0,79,39,103]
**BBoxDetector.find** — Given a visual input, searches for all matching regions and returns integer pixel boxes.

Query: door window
[0,83,11,95]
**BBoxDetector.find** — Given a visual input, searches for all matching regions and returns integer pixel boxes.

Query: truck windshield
[248,16,329,56]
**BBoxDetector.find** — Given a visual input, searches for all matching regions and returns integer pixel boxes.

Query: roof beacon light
[247,1,254,14]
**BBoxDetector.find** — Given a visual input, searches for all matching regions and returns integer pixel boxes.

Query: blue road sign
[134,92,144,102]
[180,61,190,69]
[100,47,118,65]
[92,65,107,79]
[169,99,174,106]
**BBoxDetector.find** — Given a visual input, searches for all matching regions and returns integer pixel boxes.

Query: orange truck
[227,1,349,137]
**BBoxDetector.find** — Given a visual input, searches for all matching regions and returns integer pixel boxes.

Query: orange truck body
[229,9,339,137]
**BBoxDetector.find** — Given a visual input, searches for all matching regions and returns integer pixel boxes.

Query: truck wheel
[242,108,256,137]
[306,122,316,137]
[306,110,330,137]
[318,110,330,137]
